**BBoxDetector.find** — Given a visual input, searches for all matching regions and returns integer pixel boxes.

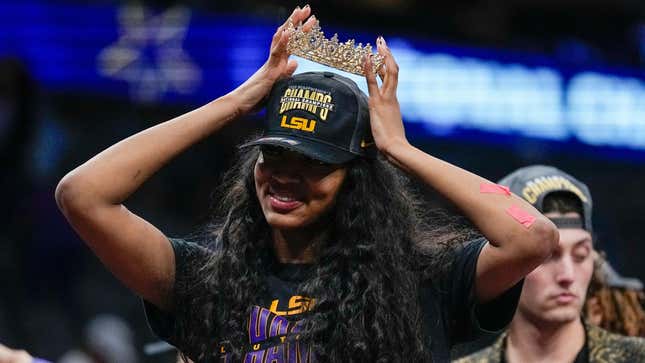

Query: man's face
[518,212,594,325]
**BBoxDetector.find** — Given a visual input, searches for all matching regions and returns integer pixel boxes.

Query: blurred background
[1,0,644,361]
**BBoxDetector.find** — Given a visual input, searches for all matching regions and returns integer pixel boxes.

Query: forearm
[56,94,240,207]
[384,140,556,251]
[365,38,557,303]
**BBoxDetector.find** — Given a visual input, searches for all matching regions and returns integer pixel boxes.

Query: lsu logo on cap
[280,115,316,132]
[521,175,589,204]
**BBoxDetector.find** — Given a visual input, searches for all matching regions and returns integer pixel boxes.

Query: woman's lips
[268,191,303,212]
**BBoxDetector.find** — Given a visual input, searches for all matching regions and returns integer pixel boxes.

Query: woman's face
[254,146,348,230]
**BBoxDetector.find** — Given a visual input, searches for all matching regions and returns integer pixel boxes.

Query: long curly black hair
[173,145,476,362]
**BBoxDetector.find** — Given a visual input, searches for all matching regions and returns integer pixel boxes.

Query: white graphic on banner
[97,5,201,102]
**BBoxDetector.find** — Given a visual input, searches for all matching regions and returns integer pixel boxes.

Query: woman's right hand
[228,5,316,116]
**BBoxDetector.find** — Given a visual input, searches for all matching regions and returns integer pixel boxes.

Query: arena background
[1,0,644,360]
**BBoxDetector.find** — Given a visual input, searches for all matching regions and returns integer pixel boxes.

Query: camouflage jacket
[453,321,645,363]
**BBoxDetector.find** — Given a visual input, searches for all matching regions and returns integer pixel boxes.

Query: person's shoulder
[452,345,498,363]
[587,323,645,361]
[449,236,488,274]
[452,334,504,363]
[451,236,487,260]
[619,335,645,355]
[167,237,218,271]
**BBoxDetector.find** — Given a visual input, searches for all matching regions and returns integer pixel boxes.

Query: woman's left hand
[364,37,409,157]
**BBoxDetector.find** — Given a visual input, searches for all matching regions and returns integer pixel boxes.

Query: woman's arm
[364,37,559,303]
[55,6,316,311]
[55,97,238,311]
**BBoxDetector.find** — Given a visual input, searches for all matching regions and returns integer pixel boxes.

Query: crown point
[286,18,383,75]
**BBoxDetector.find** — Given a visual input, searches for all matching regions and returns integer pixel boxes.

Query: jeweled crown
[286,20,384,76]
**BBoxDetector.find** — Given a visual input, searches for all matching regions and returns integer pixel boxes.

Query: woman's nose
[270,165,302,184]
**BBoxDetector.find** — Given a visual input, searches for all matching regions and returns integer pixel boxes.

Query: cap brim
[602,261,644,290]
[239,134,356,164]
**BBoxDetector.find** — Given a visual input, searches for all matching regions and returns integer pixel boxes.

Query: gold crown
[286,19,384,76]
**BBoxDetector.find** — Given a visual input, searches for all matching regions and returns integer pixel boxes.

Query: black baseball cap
[498,165,593,233]
[240,71,376,164]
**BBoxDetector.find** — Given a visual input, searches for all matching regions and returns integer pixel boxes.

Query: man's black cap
[498,165,593,233]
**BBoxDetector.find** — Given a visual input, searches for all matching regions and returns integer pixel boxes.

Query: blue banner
[1,1,644,153]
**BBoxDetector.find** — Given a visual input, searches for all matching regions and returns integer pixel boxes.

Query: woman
[55,6,558,362]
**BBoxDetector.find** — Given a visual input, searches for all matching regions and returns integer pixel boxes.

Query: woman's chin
[264,212,310,230]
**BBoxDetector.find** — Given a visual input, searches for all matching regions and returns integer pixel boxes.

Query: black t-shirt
[144,237,522,362]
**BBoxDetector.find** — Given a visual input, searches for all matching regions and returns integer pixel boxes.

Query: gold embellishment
[286,19,384,76]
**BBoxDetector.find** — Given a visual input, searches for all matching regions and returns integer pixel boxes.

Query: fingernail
[381,36,388,46]
[304,4,310,8]
[296,5,301,10]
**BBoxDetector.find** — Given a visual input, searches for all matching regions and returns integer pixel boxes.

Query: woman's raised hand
[229,5,317,116]
[364,37,409,158]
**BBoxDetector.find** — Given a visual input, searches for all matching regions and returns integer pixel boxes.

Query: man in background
[455,165,645,363]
